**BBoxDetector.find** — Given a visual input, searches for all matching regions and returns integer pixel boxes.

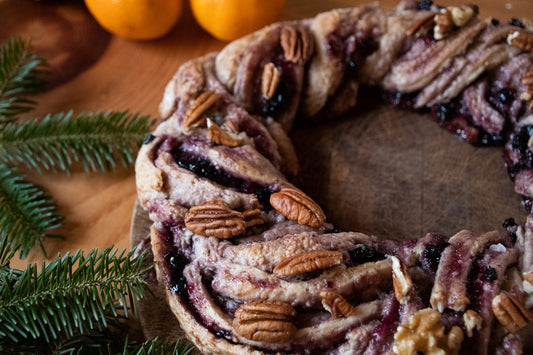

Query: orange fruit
[84,0,183,40]
[190,0,286,42]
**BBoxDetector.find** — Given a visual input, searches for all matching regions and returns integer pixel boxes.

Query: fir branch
[0,110,153,173]
[0,163,63,259]
[0,37,45,122]
[119,337,194,355]
[0,247,151,346]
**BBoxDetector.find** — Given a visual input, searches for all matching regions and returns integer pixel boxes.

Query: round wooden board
[130,101,528,343]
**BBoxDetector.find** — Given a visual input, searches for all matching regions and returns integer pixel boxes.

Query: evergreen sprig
[0,36,188,355]
[0,247,150,344]
[0,163,63,259]
[0,110,152,173]
[0,37,45,122]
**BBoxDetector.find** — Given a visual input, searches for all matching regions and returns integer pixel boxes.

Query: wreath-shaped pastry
[135,0,533,353]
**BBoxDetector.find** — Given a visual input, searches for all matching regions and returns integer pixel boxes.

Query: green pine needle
[120,337,194,355]
[0,110,153,173]
[0,247,151,346]
[0,163,63,259]
[0,37,45,122]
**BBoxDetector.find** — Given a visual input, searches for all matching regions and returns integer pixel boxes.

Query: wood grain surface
[3,0,533,345]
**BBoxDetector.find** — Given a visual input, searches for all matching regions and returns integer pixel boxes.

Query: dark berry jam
[417,0,433,11]
[491,18,500,26]
[171,144,270,198]
[349,245,386,265]
[254,187,274,208]
[258,54,296,118]
[512,125,533,154]
[326,31,378,79]
[382,90,419,111]
[167,251,190,295]
[421,243,448,274]
[485,266,498,281]
[503,217,519,243]
[486,88,517,118]
[508,18,525,28]
[503,217,517,228]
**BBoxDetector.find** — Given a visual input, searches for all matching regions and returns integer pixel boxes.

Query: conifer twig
[0,247,151,345]
[0,37,45,122]
[0,110,153,173]
[0,163,63,259]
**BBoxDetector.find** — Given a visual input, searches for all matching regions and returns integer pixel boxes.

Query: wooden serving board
[3,0,533,347]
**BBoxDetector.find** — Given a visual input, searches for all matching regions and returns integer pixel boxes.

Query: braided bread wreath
[135,0,533,353]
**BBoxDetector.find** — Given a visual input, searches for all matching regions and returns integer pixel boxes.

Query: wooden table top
[2,0,532,272]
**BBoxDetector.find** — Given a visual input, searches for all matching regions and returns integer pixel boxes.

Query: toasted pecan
[273,250,343,277]
[233,301,297,343]
[320,291,357,318]
[492,292,533,333]
[405,14,435,36]
[391,256,413,304]
[463,310,483,337]
[207,119,241,147]
[508,30,533,52]
[183,91,220,132]
[270,187,326,227]
[280,25,312,63]
[243,208,264,228]
[261,62,281,100]
[184,200,245,239]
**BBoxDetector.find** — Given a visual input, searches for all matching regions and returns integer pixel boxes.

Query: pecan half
[523,270,533,285]
[521,69,533,111]
[405,14,435,37]
[280,25,312,63]
[184,200,245,239]
[270,187,326,227]
[261,62,281,100]
[243,208,264,228]
[523,69,533,86]
[508,30,533,52]
[434,10,454,40]
[320,291,357,318]
[449,5,477,27]
[207,119,241,147]
[492,292,533,333]
[391,256,413,304]
[233,301,297,343]
[183,91,220,133]
[463,310,483,337]
[433,5,477,40]
[224,120,239,133]
[273,250,343,277]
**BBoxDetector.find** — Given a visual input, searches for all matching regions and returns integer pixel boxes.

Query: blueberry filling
[416,0,433,11]
[421,243,449,274]
[349,245,386,265]
[171,143,271,196]
[255,187,274,208]
[508,18,525,28]
[485,266,498,281]
[486,88,517,118]
[491,18,500,26]
[257,53,297,117]
[382,90,420,111]
[503,217,517,228]
[503,217,519,243]
[430,98,506,146]
[512,125,533,154]
[326,31,379,79]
